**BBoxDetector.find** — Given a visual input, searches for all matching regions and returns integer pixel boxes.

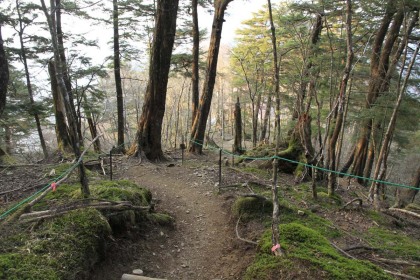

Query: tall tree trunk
[83,93,101,153]
[189,0,234,153]
[233,97,242,154]
[16,0,48,158]
[41,0,89,197]
[267,0,285,257]
[55,0,83,146]
[0,24,8,117]
[191,0,200,125]
[370,41,420,205]
[113,0,125,152]
[327,0,353,196]
[48,60,72,153]
[131,0,179,161]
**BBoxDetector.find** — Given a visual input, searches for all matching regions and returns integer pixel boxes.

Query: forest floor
[92,151,263,279]
[1,150,419,279]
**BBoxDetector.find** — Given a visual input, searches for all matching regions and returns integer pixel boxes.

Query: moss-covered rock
[0,208,111,280]
[244,223,392,280]
[232,197,273,220]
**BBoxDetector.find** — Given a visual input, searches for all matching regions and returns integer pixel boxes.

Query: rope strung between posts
[0,161,80,220]
[189,139,420,191]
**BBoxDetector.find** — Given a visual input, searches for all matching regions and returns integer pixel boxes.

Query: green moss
[366,227,420,261]
[232,197,273,220]
[0,209,111,280]
[244,223,391,280]
[147,213,174,226]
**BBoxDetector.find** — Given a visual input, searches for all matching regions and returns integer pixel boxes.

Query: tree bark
[267,0,285,257]
[16,0,48,158]
[113,0,125,152]
[48,60,72,153]
[327,0,353,196]
[131,0,179,161]
[233,97,242,154]
[191,0,200,124]
[260,95,271,142]
[189,0,234,153]
[0,24,8,117]
[41,0,89,197]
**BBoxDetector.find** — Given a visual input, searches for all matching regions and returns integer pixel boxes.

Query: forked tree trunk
[48,60,72,153]
[113,0,125,152]
[0,25,8,117]
[41,0,89,197]
[189,0,234,154]
[341,2,406,181]
[131,0,179,161]
[370,41,420,205]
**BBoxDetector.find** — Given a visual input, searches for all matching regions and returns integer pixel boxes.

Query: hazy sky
[198,1,268,45]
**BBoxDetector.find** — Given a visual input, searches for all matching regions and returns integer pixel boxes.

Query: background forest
[0,0,419,206]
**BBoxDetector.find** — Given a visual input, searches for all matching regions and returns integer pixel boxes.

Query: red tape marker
[271,243,281,252]
[51,182,57,192]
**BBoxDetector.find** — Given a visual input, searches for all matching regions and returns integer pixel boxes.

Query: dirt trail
[93,155,256,280]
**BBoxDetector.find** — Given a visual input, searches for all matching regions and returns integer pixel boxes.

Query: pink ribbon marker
[271,243,281,252]
[51,182,57,192]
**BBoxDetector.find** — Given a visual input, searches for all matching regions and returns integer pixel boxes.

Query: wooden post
[232,144,235,167]
[180,143,186,165]
[110,146,114,181]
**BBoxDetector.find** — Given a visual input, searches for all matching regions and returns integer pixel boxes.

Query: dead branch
[384,270,420,280]
[341,198,363,209]
[330,242,356,259]
[236,215,258,245]
[388,208,420,219]
[239,193,270,201]
[373,257,420,266]
[20,201,150,223]
[343,245,378,252]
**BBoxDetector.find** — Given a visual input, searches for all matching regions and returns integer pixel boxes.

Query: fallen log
[388,208,420,219]
[341,198,363,209]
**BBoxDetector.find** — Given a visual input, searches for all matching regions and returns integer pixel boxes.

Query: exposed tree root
[235,215,258,245]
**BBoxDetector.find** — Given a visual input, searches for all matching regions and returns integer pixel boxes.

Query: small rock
[186,210,190,214]
[297,210,305,216]
[132,269,144,275]
[181,264,188,268]
[160,231,164,236]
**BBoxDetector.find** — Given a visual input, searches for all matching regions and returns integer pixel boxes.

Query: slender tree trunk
[131,0,179,161]
[48,60,72,152]
[83,94,101,153]
[0,24,8,117]
[191,0,200,124]
[267,0,285,257]
[113,0,125,152]
[327,0,354,195]
[41,0,89,196]
[233,97,242,154]
[189,0,234,153]
[5,125,12,154]
[16,0,48,158]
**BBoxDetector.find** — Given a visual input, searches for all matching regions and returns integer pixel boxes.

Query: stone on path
[121,274,166,280]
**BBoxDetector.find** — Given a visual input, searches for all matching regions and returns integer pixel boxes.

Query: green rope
[0,162,80,220]
[189,139,420,191]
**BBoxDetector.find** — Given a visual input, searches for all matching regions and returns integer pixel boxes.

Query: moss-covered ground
[0,179,167,280]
